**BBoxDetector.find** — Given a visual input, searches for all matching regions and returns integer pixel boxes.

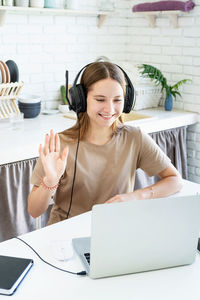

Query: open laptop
[72,195,200,279]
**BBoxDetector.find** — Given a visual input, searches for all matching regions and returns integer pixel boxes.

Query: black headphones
[66,63,135,114]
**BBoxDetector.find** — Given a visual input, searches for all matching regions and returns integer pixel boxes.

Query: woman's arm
[28,184,54,218]
[105,164,183,203]
[28,130,69,218]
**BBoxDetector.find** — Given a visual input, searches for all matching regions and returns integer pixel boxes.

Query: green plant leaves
[138,64,192,100]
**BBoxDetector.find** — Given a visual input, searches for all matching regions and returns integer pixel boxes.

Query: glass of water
[9,112,24,130]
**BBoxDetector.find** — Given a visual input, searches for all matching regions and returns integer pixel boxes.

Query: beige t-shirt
[31,125,171,225]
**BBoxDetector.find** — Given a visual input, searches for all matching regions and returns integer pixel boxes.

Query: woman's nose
[104,100,114,112]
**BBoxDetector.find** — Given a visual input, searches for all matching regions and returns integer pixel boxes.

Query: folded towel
[132,0,195,12]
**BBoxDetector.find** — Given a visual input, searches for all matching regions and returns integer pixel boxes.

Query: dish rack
[0,82,23,119]
[133,85,162,110]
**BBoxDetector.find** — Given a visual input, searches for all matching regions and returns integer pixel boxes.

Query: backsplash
[0,0,199,182]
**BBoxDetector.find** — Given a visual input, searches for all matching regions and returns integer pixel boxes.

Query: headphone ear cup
[69,84,87,113]
[123,85,134,113]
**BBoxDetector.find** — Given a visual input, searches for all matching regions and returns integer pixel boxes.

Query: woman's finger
[44,134,49,156]
[55,133,60,153]
[49,129,54,152]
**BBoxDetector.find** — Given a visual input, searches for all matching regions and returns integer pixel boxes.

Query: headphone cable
[66,114,81,219]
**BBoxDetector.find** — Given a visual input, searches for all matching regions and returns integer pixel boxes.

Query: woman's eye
[96,99,104,102]
[114,99,123,102]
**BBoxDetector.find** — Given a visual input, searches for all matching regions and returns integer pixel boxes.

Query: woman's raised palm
[39,130,69,184]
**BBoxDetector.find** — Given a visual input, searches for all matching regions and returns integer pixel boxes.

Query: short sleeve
[30,157,45,187]
[137,130,171,177]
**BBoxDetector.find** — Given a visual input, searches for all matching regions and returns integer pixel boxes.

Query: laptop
[72,195,200,279]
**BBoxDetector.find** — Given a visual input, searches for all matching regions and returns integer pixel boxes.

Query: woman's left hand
[105,192,139,204]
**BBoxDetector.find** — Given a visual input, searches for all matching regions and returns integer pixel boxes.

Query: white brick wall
[127,0,200,183]
[0,0,200,183]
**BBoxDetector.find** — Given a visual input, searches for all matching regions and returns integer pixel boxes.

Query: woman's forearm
[135,175,183,200]
[28,185,54,218]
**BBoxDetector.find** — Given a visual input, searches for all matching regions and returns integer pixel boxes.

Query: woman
[28,62,183,225]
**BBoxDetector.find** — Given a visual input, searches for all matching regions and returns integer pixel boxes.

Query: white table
[0,180,200,300]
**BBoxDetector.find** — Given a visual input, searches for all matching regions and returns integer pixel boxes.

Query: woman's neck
[85,127,113,145]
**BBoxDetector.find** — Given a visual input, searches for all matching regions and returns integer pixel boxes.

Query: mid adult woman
[28,62,183,225]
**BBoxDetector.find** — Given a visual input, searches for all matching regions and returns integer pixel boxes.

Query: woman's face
[86,78,124,129]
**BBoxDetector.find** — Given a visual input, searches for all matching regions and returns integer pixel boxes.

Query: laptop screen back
[89,195,200,278]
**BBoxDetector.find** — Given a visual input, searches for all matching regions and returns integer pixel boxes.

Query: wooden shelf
[0,6,113,27]
[134,10,182,28]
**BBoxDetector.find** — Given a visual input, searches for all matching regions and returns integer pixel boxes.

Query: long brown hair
[64,62,126,142]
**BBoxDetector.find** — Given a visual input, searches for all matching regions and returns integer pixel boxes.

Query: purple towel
[132,0,195,12]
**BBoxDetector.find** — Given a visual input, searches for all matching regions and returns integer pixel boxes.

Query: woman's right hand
[39,129,69,186]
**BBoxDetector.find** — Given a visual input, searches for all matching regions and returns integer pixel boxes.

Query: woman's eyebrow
[93,94,106,98]
[93,95,123,98]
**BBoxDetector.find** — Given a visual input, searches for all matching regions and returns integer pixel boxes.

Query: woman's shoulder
[118,125,142,138]
[58,129,77,148]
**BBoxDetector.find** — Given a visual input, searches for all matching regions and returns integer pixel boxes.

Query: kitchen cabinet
[0,109,198,242]
[0,6,113,27]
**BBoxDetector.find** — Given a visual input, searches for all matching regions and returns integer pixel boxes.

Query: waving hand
[39,129,69,185]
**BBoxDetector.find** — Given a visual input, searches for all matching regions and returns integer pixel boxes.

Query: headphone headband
[66,62,135,114]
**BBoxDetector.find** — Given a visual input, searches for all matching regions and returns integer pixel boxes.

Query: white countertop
[0,108,198,165]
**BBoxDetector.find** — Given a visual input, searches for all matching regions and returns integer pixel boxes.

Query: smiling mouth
[99,113,115,120]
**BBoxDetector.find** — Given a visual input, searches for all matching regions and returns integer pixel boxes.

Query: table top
[0,180,200,300]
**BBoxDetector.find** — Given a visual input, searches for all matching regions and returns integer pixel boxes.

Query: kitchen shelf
[0,6,113,27]
[134,10,182,28]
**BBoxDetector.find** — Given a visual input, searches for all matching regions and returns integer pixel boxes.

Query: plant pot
[164,94,173,111]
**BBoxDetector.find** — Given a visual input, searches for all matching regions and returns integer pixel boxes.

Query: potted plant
[59,85,70,114]
[138,64,191,111]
